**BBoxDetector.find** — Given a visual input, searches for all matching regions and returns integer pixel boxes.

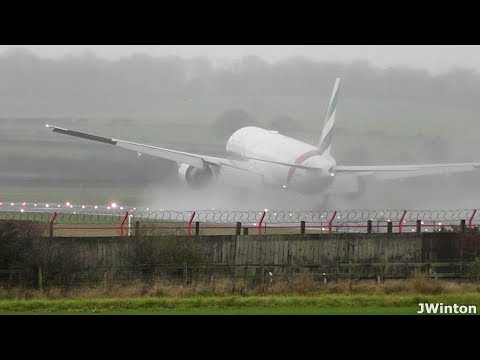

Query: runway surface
[0,201,143,214]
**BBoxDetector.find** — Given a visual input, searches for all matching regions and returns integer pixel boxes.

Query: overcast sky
[0,45,479,74]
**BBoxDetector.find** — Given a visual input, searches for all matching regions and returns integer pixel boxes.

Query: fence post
[387,221,393,234]
[195,221,200,236]
[49,212,57,239]
[300,221,306,235]
[258,211,266,235]
[236,222,242,235]
[183,262,188,285]
[398,210,407,234]
[187,211,196,236]
[38,266,43,291]
[135,221,140,238]
[416,220,422,234]
[461,219,466,232]
[243,227,249,235]
[119,212,129,237]
[328,211,337,234]
[367,220,372,234]
[468,209,477,229]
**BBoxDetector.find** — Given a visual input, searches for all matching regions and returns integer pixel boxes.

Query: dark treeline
[0,49,479,115]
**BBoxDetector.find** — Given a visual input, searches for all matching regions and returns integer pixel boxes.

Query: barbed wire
[1,208,479,225]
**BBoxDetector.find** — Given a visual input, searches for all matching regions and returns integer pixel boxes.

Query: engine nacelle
[178,163,214,190]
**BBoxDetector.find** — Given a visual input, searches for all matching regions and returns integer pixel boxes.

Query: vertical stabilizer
[318,77,341,155]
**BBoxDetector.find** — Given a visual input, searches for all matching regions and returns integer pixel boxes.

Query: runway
[0,201,143,214]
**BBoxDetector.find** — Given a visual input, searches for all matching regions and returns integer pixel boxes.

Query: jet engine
[177,163,214,190]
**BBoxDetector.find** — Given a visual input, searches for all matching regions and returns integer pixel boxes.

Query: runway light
[21,202,26,206]
[66,202,71,207]
[45,204,50,208]
[111,202,117,209]
[264,208,268,213]
[20,209,25,213]
[134,208,137,211]
[94,206,98,209]
[120,207,124,210]
[70,205,73,209]
[82,205,85,209]
[107,206,111,210]
[57,205,61,208]
[289,213,292,217]
[146,208,149,211]
[45,124,50,128]
[10,203,14,206]
[330,173,335,177]
[282,185,287,189]
[421,221,425,225]
[438,222,442,226]
[321,227,326,231]
[34,204,37,207]
[73,211,76,214]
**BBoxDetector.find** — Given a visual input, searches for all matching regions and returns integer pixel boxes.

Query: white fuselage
[226,127,336,193]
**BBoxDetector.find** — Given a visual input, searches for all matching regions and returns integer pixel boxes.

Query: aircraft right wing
[334,162,480,180]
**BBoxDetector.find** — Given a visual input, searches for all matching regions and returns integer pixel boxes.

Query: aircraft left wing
[45,125,319,176]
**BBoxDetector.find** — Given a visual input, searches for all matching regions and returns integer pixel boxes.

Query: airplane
[45,78,480,203]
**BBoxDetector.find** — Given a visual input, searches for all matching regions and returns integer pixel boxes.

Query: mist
[1,47,480,211]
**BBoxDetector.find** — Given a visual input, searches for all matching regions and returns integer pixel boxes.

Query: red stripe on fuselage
[286,149,322,184]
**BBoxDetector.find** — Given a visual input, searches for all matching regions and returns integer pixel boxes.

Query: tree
[270,115,298,133]
[213,109,259,140]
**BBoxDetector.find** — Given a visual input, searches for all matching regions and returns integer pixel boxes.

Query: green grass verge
[1,294,479,315]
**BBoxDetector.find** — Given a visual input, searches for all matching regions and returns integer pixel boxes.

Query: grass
[0,295,477,315]
[3,275,480,298]
[0,185,145,205]
[1,276,480,314]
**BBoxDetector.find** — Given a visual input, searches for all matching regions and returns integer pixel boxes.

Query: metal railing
[1,207,480,237]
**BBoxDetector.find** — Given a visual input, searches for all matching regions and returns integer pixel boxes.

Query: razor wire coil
[1,208,479,225]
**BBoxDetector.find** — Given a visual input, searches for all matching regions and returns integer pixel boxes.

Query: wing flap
[115,140,206,168]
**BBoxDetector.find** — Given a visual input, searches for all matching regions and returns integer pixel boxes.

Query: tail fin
[318,77,341,155]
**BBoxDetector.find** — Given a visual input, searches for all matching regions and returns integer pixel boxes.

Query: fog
[1,46,480,210]
[2,45,480,75]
